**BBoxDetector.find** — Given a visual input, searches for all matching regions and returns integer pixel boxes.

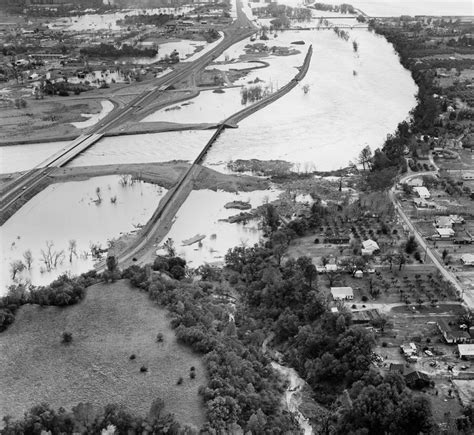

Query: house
[330,287,354,301]
[400,343,416,356]
[458,344,474,360]
[354,270,364,279]
[437,319,471,344]
[435,216,454,228]
[407,177,423,187]
[404,371,432,389]
[414,186,431,199]
[352,309,381,324]
[436,227,455,239]
[326,263,338,272]
[460,254,474,266]
[362,239,380,256]
[390,363,405,374]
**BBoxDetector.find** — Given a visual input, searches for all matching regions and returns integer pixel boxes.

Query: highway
[102,45,314,269]
[389,171,473,309]
[0,1,256,224]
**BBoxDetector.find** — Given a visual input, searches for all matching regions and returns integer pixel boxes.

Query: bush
[362,295,368,302]
[177,377,183,385]
[382,341,388,347]
[156,333,164,343]
[61,332,73,344]
[129,354,136,360]
[190,371,196,379]
[140,365,148,373]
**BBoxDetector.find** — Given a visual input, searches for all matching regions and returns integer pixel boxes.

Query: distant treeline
[116,13,174,27]
[312,2,356,14]
[80,43,157,59]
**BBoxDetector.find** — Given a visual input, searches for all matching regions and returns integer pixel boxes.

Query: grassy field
[0,280,206,427]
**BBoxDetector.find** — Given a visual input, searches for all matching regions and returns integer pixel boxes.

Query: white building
[460,254,474,266]
[458,344,474,359]
[436,227,455,238]
[362,239,380,256]
[414,186,431,199]
[331,287,354,300]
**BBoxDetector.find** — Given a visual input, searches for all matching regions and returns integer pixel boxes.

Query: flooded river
[205,26,418,170]
[0,176,166,293]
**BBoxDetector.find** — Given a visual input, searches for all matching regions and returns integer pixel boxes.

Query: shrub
[382,341,388,347]
[140,366,148,373]
[177,377,183,385]
[129,354,136,360]
[156,333,164,343]
[362,295,368,302]
[61,332,73,344]
[190,371,196,379]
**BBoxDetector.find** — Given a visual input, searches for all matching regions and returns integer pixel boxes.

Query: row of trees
[80,44,157,59]
[1,399,185,434]
[0,272,97,331]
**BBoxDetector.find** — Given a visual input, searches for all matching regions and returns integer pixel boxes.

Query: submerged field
[0,280,207,427]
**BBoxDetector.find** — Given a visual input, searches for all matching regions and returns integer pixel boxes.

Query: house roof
[461,254,474,264]
[390,363,405,373]
[352,309,381,323]
[362,239,379,251]
[436,216,453,227]
[438,319,471,340]
[404,370,430,383]
[437,227,454,237]
[414,186,430,197]
[330,287,353,298]
[458,344,474,357]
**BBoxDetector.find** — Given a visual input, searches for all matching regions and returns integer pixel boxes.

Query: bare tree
[68,239,77,262]
[95,187,102,203]
[10,260,25,280]
[302,84,310,94]
[23,250,33,270]
[41,241,64,271]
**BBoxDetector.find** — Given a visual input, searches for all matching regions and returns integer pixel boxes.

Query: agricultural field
[0,280,206,427]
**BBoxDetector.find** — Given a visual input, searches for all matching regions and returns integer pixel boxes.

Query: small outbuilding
[460,254,474,266]
[330,287,354,301]
[390,363,405,374]
[354,270,364,279]
[458,344,474,360]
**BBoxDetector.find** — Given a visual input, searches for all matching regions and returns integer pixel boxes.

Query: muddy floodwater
[205,26,418,170]
[0,175,166,293]
[158,188,280,267]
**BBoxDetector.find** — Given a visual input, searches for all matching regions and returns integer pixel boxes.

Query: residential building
[436,227,455,239]
[414,186,430,199]
[362,239,380,256]
[437,319,471,344]
[460,254,474,266]
[330,287,354,301]
[458,344,474,360]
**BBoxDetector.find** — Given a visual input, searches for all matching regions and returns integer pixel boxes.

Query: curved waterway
[205,26,418,170]
[0,176,166,293]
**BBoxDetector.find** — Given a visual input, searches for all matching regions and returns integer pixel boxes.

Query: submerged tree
[68,240,77,263]
[10,260,25,280]
[23,250,33,270]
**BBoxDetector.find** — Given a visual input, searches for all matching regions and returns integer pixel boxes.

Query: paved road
[0,1,256,223]
[389,171,473,309]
